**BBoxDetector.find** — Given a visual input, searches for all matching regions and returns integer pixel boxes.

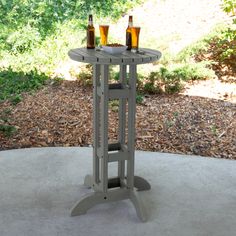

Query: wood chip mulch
[0,81,235,159]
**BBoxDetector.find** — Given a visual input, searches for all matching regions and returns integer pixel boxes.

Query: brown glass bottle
[126,16,133,50]
[87,14,95,49]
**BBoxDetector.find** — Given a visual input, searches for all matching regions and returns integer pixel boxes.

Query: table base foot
[134,176,151,191]
[130,190,147,222]
[70,189,147,222]
[84,175,93,188]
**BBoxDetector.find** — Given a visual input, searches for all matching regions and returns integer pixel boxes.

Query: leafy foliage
[6,25,41,54]
[219,0,236,59]
[221,0,236,15]
[0,0,142,42]
[216,25,236,61]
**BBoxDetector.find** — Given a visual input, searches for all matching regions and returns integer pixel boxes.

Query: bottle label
[87,30,95,48]
[126,32,132,50]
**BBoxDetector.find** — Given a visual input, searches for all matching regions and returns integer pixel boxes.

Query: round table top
[68,47,161,65]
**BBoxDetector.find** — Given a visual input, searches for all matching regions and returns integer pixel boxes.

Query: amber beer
[87,14,95,49]
[126,16,133,50]
[131,26,140,52]
[99,25,109,46]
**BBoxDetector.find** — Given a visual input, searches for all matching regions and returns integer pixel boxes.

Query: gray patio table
[68,47,161,222]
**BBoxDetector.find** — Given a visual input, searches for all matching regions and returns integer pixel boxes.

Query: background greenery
[0,0,235,103]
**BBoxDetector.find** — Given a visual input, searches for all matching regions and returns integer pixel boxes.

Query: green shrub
[156,67,184,94]
[217,26,236,60]
[0,124,17,137]
[0,68,49,101]
[75,64,93,87]
[136,94,144,104]
[10,95,22,105]
[0,108,12,123]
[219,0,236,60]
[143,71,164,94]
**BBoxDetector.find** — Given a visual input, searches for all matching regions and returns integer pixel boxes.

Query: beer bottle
[126,16,133,50]
[87,14,95,49]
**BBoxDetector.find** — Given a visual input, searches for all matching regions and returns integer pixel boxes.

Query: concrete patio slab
[0,147,235,236]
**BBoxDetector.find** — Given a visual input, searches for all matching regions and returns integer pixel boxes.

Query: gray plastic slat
[109,83,123,89]
[108,143,121,151]
[108,88,129,99]
[68,47,161,65]
[125,50,153,63]
[108,151,128,162]
[122,51,143,63]
[135,52,152,63]
[111,51,133,64]
[142,48,162,61]
[78,48,100,63]
[95,50,123,64]
[68,50,84,61]
[137,49,159,63]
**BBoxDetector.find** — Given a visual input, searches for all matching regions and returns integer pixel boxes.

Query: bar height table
[68,47,161,222]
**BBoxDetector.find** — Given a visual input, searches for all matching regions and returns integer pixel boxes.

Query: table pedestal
[70,64,151,222]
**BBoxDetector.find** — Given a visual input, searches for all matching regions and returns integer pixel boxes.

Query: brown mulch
[0,80,235,159]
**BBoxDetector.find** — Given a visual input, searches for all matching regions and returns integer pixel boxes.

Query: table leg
[126,64,137,190]
[126,65,151,191]
[100,64,109,193]
[93,64,100,186]
[118,65,127,182]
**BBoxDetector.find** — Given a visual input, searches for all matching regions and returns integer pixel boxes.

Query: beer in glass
[99,25,109,46]
[131,27,140,53]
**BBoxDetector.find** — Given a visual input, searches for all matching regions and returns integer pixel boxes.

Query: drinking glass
[99,25,109,46]
[131,27,141,53]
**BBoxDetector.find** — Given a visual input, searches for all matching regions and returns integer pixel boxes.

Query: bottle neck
[88,15,93,26]
[128,16,133,28]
